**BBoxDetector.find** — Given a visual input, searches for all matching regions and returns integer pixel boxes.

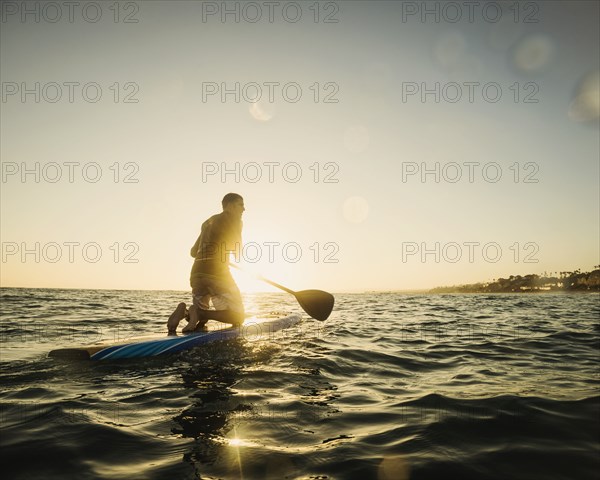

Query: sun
[226,222,300,294]
[230,265,267,293]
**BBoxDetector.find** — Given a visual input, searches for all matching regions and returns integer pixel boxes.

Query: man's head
[222,193,245,218]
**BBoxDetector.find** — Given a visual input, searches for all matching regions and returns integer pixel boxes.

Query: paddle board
[48,314,301,361]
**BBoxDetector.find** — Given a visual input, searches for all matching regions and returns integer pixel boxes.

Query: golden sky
[1,1,598,292]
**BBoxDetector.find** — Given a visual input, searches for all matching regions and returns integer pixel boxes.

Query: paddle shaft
[229,263,295,294]
[229,263,334,321]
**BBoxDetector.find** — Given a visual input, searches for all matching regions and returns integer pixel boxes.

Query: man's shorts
[191,274,244,313]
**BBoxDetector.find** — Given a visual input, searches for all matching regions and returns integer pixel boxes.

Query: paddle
[229,264,334,321]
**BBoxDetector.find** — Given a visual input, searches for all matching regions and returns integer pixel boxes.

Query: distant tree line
[430,267,600,293]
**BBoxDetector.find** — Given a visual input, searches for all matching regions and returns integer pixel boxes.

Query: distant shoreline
[429,287,600,294]
[429,268,600,294]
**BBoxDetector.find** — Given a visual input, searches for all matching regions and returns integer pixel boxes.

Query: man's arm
[190,234,201,258]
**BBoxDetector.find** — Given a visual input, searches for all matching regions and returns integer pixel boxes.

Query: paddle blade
[294,290,335,321]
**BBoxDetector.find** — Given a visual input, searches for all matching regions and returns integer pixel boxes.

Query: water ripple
[0,289,599,479]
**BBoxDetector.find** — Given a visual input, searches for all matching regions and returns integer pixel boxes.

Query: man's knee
[230,310,245,327]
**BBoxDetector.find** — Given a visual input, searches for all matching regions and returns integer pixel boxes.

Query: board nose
[48,348,91,360]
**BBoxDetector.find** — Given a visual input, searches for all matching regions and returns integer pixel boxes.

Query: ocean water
[0,288,598,480]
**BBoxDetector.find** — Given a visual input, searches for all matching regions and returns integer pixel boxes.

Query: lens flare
[343,196,369,224]
[568,71,600,123]
[512,34,555,74]
[249,101,275,122]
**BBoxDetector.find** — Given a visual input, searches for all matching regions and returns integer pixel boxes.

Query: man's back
[190,211,242,278]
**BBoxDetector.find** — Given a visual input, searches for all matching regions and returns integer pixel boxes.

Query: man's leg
[195,309,244,327]
[183,277,245,331]
[167,302,187,334]
[183,307,243,332]
[204,289,245,327]
[182,304,208,333]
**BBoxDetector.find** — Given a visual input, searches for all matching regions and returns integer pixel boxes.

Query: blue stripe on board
[90,314,301,360]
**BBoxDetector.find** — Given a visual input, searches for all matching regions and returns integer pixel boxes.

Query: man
[167,193,245,334]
